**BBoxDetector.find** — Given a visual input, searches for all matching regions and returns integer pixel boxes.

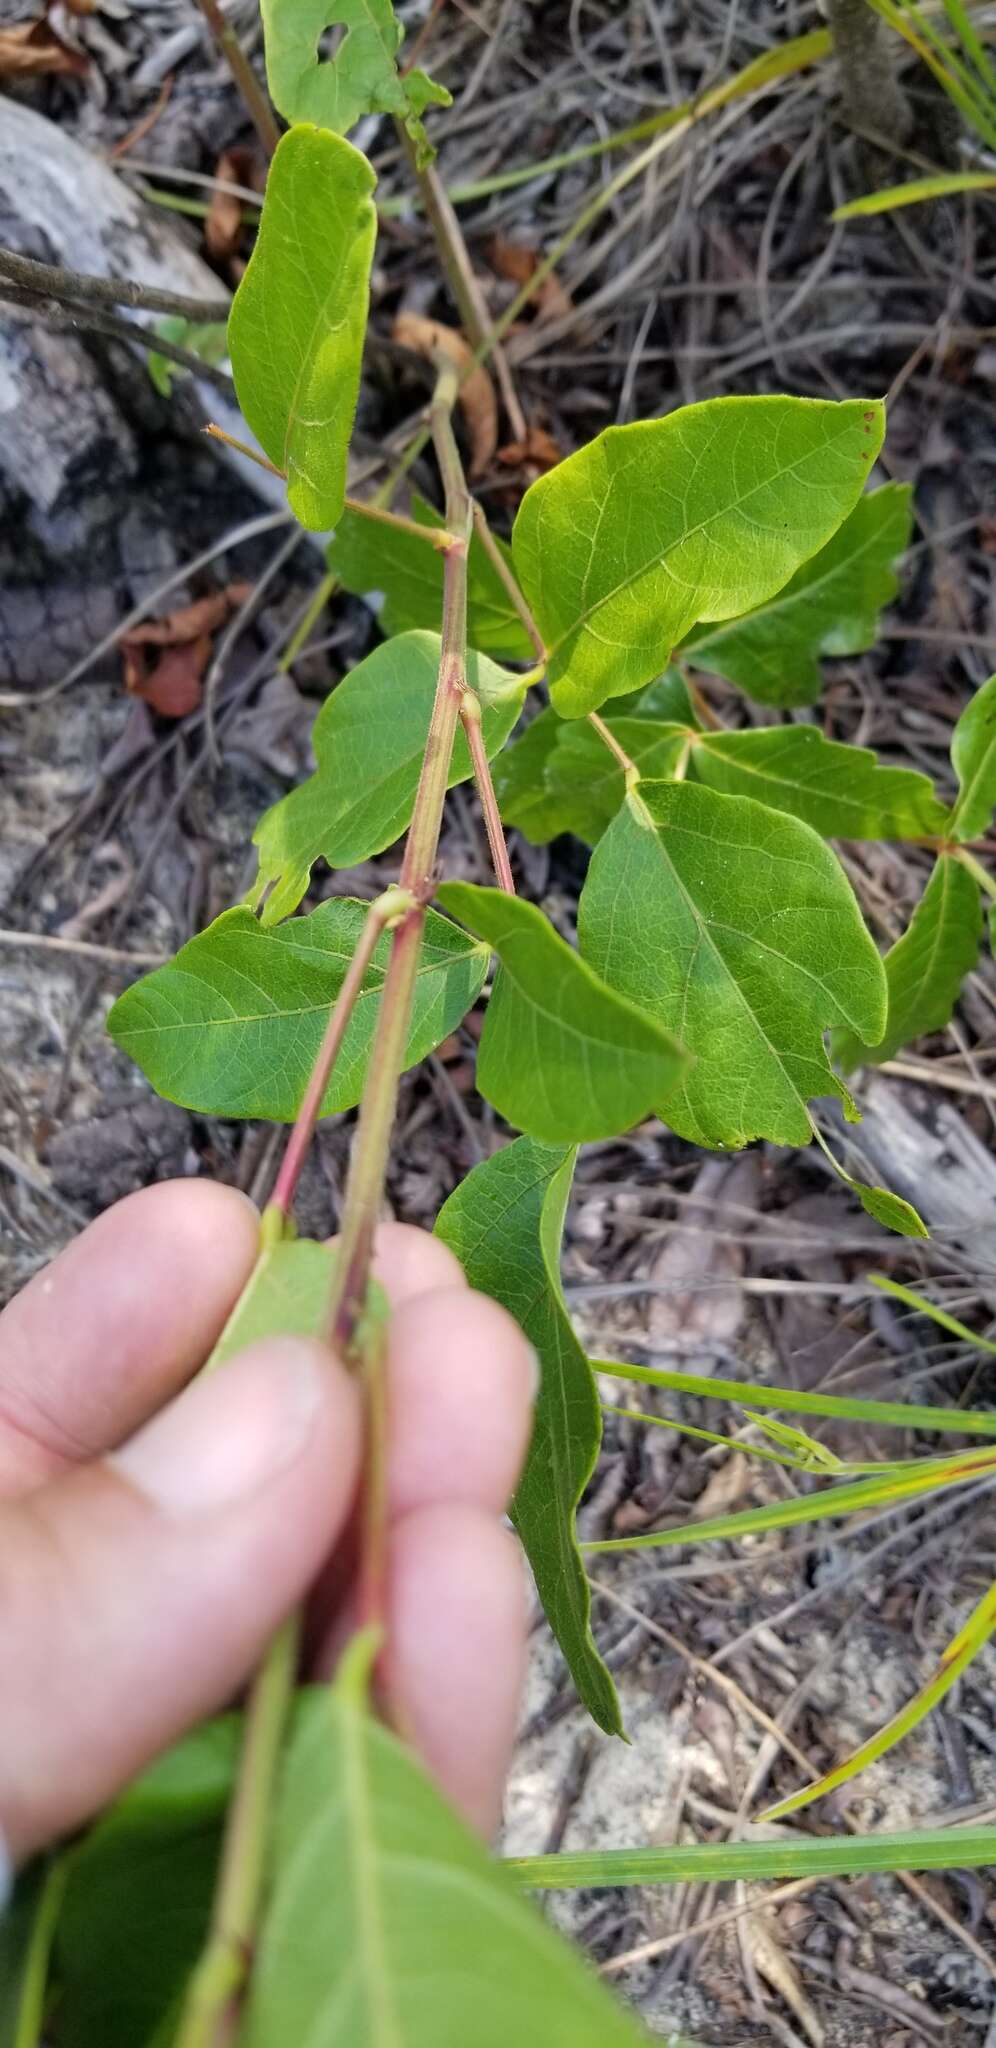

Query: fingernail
[110,1340,325,1517]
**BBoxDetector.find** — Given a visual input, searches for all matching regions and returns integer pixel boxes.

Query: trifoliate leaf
[436,882,687,1143]
[251,632,523,923]
[680,482,911,706]
[578,782,887,1148]
[688,723,947,840]
[510,395,885,717]
[949,672,996,841]
[437,1140,623,1735]
[108,902,487,1121]
[835,853,983,1070]
[260,0,450,163]
[228,125,376,531]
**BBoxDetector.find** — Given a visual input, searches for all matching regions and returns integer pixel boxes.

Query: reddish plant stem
[326,363,472,1359]
[267,888,414,1222]
[460,694,515,893]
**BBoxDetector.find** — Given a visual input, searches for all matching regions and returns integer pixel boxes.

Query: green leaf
[869,1272,996,1356]
[509,1822,996,1891]
[251,632,523,923]
[494,708,579,844]
[680,483,912,706]
[621,667,701,724]
[546,719,689,842]
[436,1141,622,1735]
[851,1181,930,1238]
[207,1235,335,1371]
[835,853,983,1069]
[242,1660,651,2045]
[108,902,486,1122]
[260,0,450,162]
[949,671,996,840]
[327,495,535,661]
[511,395,886,717]
[435,882,687,1143]
[51,1722,239,2048]
[228,125,376,531]
[578,782,887,1148]
[833,171,996,219]
[687,721,947,840]
[147,317,229,397]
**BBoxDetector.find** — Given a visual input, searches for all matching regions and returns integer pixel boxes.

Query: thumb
[0,1338,360,1863]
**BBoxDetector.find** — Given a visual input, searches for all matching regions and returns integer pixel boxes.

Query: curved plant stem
[174,1615,300,2048]
[460,693,515,892]
[955,845,996,899]
[13,1855,70,2048]
[588,712,640,786]
[268,886,417,1222]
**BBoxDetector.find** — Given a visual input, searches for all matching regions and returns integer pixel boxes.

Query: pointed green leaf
[510,395,886,717]
[436,882,687,1143]
[851,1181,929,1238]
[242,1662,650,2045]
[51,1721,239,2048]
[327,495,534,661]
[546,718,689,842]
[252,632,523,923]
[949,671,996,840]
[578,782,887,1148]
[680,482,912,706]
[260,0,450,161]
[495,673,700,847]
[228,125,376,531]
[109,902,486,1122]
[835,853,983,1070]
[688,722,947,839]
[437,1140,622,1734]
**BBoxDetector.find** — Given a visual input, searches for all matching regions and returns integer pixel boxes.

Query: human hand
[0,1180,534,1869]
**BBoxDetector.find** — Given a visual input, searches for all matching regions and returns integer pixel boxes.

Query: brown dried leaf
[121,582,252,650]
[747,1913,825,2048]
[487,233,574,325]
[392,310,497,477]
[205,147,257,263]
[0,16,87,76]
[497,425,562,472]
[128,635,211,718]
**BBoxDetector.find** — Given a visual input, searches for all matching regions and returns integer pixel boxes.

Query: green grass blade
[834,171,996,218]
[507,1823,996,1889]
[761,1580,996,1821]
[582,1447,996,1553]
[868,1273,996,1353]
[603,1403,926,1478]
[593,1358,996,1438]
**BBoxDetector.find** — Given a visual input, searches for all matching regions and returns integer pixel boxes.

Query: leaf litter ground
[2,3,996,2040]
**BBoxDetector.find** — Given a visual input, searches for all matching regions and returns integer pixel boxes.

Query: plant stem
[588,711,640,787]
[325,362,472,1351]
[267,887,416,1222]
[204,423,459,552]
[398,126,528,445]
[174,1615,300,2048]
[954,845,996,899]
[470,499,546,662]
[195,0,281,159]
[0,289,234,392]
[460,692,515,892]
[13,1855,70,2048]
